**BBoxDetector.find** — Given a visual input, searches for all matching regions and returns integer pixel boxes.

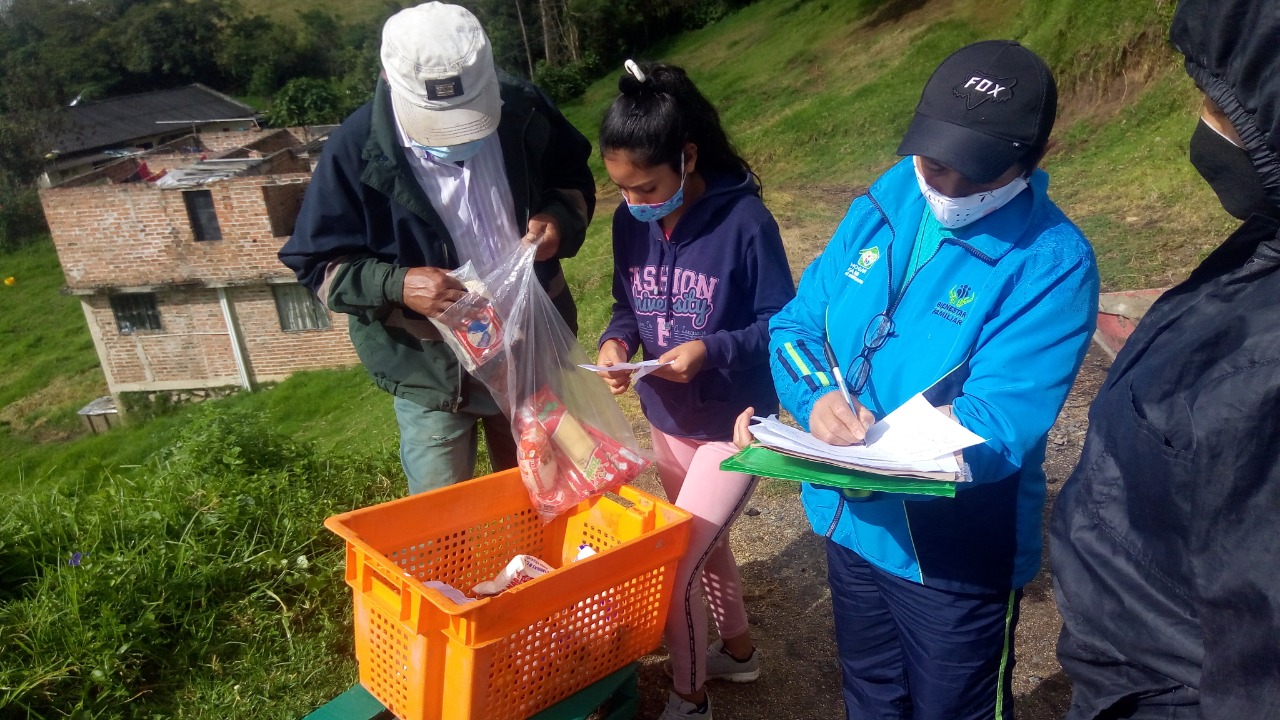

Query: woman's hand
[653,340,707,383]
[809,391,876,445]
[732,406,755,449]
[595,339,633,395]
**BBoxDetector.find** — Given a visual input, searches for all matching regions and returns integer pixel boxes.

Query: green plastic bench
[303,663,638,720]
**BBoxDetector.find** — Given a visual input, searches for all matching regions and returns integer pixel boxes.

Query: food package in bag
[430,244,651,520]
[441,279,506,372]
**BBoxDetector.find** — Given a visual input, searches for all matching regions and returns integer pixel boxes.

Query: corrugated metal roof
[51,83,258,155]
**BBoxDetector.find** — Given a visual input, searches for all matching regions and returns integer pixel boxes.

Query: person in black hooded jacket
[1049,1,1280,718]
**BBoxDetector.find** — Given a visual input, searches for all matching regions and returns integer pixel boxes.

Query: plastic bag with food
[430,244,650,519]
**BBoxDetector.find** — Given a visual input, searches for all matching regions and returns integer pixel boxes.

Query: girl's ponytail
[601,60,755,183]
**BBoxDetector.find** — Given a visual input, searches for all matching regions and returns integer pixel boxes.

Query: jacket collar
[869,156,1048,264]
[363,73,539,232]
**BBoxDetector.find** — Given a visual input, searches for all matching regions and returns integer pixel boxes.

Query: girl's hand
[595,339,633,396]
[732,406,755,449]
[653,340,707,383]
[810,391,876,445]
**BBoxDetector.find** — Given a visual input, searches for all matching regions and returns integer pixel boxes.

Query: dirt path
[624,345,1112,719]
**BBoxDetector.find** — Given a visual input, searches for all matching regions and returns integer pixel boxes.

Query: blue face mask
[626,160,686,223]
[414,137,487,164]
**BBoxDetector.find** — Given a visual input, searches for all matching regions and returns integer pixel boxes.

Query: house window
[183,190,222,241]
[262,182,308,238]
[109,293,162,334]
[273,284,330,332]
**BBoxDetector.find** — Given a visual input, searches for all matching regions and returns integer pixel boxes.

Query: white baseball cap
[380,2,502,146]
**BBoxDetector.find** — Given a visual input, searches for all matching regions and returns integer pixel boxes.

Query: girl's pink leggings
[650,426,758,695]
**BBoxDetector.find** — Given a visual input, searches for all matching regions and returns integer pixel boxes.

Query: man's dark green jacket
[279,74,595,412]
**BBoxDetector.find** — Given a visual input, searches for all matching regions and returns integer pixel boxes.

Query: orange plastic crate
[324,468,692,720]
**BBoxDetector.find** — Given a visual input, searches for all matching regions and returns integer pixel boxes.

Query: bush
[266,77,346,127]
[0,405,401,717]
[0,183,49,252]
[533,54,601,104]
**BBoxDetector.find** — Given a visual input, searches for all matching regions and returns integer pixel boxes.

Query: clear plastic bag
[431,244,650,520]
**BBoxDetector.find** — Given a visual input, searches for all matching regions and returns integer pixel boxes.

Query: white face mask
[913,156,1029,229]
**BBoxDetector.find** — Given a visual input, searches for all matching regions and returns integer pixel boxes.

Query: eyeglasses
[846,312,894,395]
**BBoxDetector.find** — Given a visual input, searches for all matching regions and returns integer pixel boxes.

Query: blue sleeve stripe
[797,340,831,386]
[775,348,801,382]
[783,342,812,375]
[782,343,821,391]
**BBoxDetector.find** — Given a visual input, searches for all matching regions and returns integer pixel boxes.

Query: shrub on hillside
[0,182,49,252]
[0,405,401,717]
[534,54,601,104]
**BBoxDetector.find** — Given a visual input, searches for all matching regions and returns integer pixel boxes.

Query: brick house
[39,127,360,401]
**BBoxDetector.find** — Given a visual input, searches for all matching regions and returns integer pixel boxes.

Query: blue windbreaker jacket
[769,157,1099,594]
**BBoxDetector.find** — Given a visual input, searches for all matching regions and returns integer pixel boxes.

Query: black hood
[1171,0,1280,208]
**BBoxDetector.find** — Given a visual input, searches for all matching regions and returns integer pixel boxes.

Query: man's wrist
[387,265,411,306]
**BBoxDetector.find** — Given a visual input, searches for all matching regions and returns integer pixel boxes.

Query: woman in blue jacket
[768,41,1098,719]
[594,61,796,720]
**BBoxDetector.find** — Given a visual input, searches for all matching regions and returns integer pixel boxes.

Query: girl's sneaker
[657,691,713,719]
[704,639,761,683]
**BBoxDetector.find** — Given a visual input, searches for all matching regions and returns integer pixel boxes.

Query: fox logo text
[953,74,1016,109]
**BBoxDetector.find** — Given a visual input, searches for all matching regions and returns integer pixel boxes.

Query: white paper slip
[865,393,986,461]
[748,393,985,475]
[577,359,672,381]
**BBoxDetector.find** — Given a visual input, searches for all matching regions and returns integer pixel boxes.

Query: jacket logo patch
[933,285,975,325]
[953,74,1016,110]
[948,284,976,308]
[844,246,881,285]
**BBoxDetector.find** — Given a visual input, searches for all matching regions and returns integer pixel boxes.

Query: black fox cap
[898,40,1057,183]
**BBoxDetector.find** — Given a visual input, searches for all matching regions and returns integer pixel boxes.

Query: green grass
[560,0,1212,289]
[0,239,107,443]
[0,406,402,718]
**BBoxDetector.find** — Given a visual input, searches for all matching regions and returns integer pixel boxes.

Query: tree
[113,0,233,91]
[266,77,346,127]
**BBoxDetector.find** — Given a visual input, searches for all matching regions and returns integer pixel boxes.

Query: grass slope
[560,0,1231,295]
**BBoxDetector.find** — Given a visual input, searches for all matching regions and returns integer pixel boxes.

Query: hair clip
[624,59,647,83]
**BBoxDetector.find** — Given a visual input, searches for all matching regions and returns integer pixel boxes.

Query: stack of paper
[748,393,984,481]
[726,394,986,492]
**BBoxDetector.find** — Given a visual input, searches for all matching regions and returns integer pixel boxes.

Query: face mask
[413,137,487,164]
[626,160,686,223]
[1189,118,1278,221]
[913,157,1029,229]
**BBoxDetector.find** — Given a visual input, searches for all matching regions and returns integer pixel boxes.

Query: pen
[823,340,855,411]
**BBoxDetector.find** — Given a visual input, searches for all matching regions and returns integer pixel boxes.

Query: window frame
[183,189,223,242]
[272,284,331,333]
[108,293,162,334]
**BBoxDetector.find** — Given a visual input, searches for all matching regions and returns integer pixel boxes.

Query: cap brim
[897,113,1023,184]
[391,81,502,146]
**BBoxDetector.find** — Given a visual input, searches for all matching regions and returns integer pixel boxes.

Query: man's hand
[402,266,467,318]
[653,340,707,383]
[810,391,876,445]
[595,338,633,395]
[522,213,562,261]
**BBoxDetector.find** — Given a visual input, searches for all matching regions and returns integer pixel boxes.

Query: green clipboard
[720,445,958,498]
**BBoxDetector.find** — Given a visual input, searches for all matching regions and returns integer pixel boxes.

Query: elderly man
[279,2,594,494]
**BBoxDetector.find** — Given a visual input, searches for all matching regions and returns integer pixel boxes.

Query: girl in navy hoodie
[594,61,796,720]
